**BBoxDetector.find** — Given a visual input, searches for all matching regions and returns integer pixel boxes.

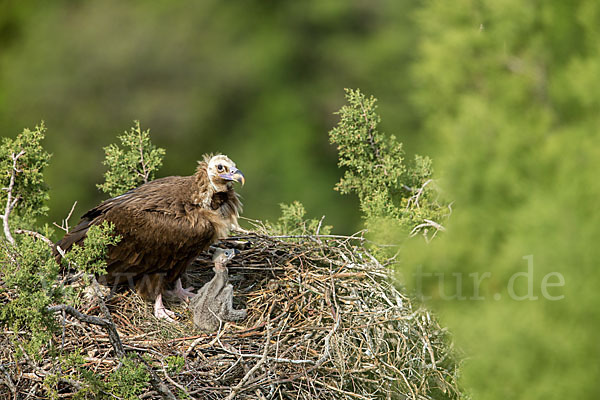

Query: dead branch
[47,304,124,358]
[15,229,55,247]
[1,150,25,245]
[53,201,78,233]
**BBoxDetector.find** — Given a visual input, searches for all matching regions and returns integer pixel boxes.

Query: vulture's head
[212,248,238,270]
[206,154,245,192]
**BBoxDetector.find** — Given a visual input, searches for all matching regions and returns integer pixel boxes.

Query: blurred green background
[2,1,599,399]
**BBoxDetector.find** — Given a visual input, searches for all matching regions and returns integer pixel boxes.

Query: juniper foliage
[97,121,166,197]
[0,123,51,233]
[0,236,63,357]
[329,89,448,241]
[0,124,126,359]
[266,201,332,236]
[62,221,121,277]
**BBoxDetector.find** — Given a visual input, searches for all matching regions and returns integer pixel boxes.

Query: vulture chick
[55,154,245,322]
[190,248,247,331]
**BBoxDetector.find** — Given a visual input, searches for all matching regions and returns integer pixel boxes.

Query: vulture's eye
[217,164,224,172]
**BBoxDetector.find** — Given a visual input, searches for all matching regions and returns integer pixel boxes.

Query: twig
[405,179,433,210]
[53,201,78,233]
[313,279,341,369]
[157,358,192,399]
[410,218,446,239]
[137,126,150,183]
[315,216,325,235]
[15,229,55,247]
[228,233,366,241]
[47,304,125,358]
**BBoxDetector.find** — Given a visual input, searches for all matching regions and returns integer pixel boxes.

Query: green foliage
[0,123,51,227]
[266,201,332,236]
[330,89,448,240]
[166,355,185,375]
[44,351,152,400]
[63,221,121,276]
[108,354,150,400]
[97,121,165,197]
[0,235,62,357]
[43,350,106,399]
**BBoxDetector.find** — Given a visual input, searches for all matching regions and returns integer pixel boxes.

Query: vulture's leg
[154,293,176,322]
[230,222,250,234]
[166,278,195,302]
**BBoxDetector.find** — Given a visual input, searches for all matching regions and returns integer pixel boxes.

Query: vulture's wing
[57,176,220,283]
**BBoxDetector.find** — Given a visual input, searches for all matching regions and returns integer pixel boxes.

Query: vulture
[55,154,245,321]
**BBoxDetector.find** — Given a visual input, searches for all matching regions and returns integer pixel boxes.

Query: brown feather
[55,155,243,301]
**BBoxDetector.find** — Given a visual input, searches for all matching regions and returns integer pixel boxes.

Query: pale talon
[167,278,196,302]
[154,293,177,322]
[155,307,177,323]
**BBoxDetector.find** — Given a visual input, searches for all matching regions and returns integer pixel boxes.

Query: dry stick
[47,304,124,358]
[14,229,55,247]
[1,150,25,245]
[53,200,78,232]
[227,233,367,242]
[90,277,125,357]
[158,358,192,398]
[54,283,177,399]
[224,319,272,400]
[28,227,127,360]
[137,129,150,183]
[313,277,342,369]
[245,286,343,394]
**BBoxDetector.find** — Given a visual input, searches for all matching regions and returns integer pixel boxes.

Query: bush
[329,89,449,243]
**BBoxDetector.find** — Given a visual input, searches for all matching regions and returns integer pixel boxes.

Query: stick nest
[1,231,462,399]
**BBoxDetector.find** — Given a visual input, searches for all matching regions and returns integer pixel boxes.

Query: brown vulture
[55,154,245,321]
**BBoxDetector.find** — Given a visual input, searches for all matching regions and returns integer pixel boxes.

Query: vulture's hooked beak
[221,169,245,186]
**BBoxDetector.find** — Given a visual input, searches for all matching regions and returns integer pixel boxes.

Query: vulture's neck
[192,162,217,207]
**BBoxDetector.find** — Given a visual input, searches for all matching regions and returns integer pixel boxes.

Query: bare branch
[15,229,55,247]
[47,304,125,358]
[1,150,25,245]
[138,128,149,183]
[135,354,177,400]
[53,201,78,233]
[0,364,16,397]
